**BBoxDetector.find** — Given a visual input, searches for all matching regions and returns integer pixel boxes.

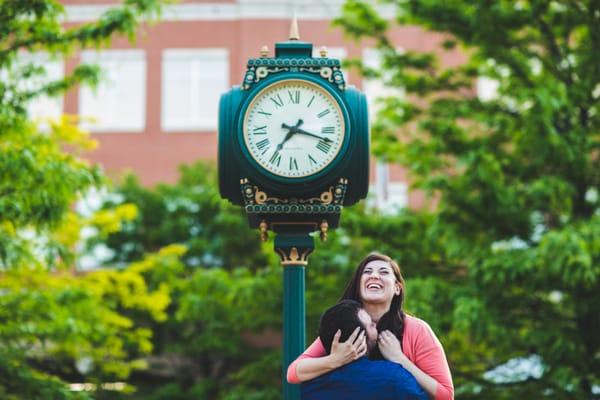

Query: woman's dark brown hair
[340,252,406,359]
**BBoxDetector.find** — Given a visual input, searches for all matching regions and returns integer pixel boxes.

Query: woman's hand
[378,330,407,365]
[328,327,367,368]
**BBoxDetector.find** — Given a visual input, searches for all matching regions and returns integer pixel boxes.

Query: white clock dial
[243,79,345,178]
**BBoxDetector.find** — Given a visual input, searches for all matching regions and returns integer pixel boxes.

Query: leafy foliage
[0,0,168,398]
[335,0,600,398]
[0,0,165,266]
[0,247,176,398]
[86,162,269,270]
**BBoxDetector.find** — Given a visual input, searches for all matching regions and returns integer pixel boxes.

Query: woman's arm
[379,330,437,397]
[379,328,453,400]
[287,328,366,383]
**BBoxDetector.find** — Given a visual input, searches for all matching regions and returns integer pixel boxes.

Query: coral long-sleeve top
[287,314,454,400]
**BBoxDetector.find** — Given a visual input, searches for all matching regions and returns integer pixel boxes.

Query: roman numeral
[253,125,267,134]
[288,90,300,104]
[289,157,298,170]
[257,110,272,118]
[269,150,282,166]
[316,140,332,153]
[317,109,330,118]
[307,95,315,108]
[308,154,317,165]
[270,94,284,108]
[256,138,270,151]
[321,126,335,134]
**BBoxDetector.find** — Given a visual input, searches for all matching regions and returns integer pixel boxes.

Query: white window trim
[161,48,229,132]
[4,52,65,123]
[79,49,147,133]
[374,161,408,213]
[362,47,405,119]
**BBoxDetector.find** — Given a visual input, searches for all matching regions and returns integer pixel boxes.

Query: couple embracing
[287,253,454,400]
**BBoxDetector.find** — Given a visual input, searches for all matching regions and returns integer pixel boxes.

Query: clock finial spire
[289,14,300,41]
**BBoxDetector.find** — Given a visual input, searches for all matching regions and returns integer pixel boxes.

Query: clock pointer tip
[289,14,300,41]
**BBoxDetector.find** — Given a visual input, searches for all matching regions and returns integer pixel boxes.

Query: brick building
[31,0,468,211]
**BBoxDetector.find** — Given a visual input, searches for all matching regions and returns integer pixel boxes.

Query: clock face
[243,79,346,178]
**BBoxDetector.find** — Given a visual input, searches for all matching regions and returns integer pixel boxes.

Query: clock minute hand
[292,127,332,143]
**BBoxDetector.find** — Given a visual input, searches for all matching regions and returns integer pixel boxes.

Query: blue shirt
[301,357,427,400]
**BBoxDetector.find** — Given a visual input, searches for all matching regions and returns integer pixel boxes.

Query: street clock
[218,21,369,236]
[217,20,371,400]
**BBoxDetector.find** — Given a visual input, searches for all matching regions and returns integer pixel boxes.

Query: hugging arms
[288,253,454,400]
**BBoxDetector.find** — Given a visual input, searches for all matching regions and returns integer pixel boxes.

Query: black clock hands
[276,119,303,151]
[281,122,332,143]
[293,127,333,143]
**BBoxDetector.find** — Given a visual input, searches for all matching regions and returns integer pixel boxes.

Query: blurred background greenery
[1,0,598,399]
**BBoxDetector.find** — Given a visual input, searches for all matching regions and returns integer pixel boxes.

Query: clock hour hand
[277,119,304,151]
[281,120,304,133]
[276,129,294,152]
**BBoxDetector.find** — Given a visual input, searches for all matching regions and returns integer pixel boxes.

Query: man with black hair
[301,300,427,400]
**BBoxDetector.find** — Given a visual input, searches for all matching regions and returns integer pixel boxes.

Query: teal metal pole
[283,265,305,400]
[274,231,314,400]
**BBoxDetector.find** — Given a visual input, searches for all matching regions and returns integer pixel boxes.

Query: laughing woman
[287,253,454,400]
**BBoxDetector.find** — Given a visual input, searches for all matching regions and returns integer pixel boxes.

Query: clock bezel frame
[237,73,351,184]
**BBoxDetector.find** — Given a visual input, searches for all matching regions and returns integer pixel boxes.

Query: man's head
[318,300,378,355]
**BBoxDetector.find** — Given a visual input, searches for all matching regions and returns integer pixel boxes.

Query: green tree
[107,184,450,399]
[0,0,168,397]
[88,162,269,270]
[0,0,165,266]
[336,0,599,398]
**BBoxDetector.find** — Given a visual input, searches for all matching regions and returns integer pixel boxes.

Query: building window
[79,50,146,132]
[375,161,389,210]
[162,49,229,132]
[362,48,404,119]
[25,54,64,122]
[386,181,408,211]
[1,53,64,123]
[375,161,408,213]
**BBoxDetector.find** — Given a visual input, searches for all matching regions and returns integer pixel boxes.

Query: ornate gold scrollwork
[320,67,332,79]
[277,246,311,266]
[243,180,344,207]
[320,188,333,204]
[253,186,288,204]
[255,189,268,204]
[293,187,333,205]
[256,67,269,79]
[299,67,321,74]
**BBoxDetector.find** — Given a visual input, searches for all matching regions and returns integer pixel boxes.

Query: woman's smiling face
[359,260,401,305]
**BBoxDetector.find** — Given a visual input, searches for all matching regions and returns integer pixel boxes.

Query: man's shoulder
[366,359,417,379]
[301,358,426,400]
[315,358,416,384]
[302,358,393,383]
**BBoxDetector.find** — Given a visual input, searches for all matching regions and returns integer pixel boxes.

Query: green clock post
[218,19,370,400]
